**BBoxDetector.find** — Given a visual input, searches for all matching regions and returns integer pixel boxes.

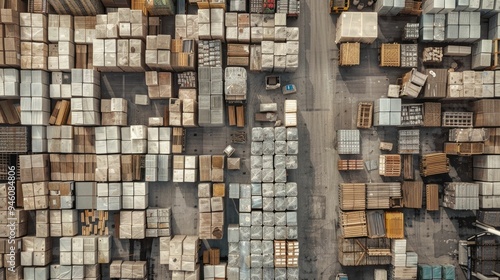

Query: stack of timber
[422,47,443,64]
[402,181,423,208]
[339,43,360,66]
[402,155,414,180]
[442,112,474,127]
[338,237,391,266]
[47,0,105,15]
[356,102,373,129]
[227,105,245,127]
[473,99,500,127]
[366,183,401,209]
[366,210,386,238]
[379,43,400,67]
[339,183,366,211]
[420,153,449,177]
[484,128,500,154]
[426,184,439,211]
[444,142,484,156]
[385,212,404,239]
[337,160,364,171]
[226,44,250,66]
[340,211,368,238]
[0,100,21,124]
[379,155,401,177]
[423,102,441,127]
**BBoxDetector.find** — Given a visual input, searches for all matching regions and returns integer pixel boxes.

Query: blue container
[418,264,432,280]
[432,265,442,279]
[442,265,456,280]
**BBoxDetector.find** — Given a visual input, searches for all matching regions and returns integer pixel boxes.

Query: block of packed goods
[74,182,97,210]
[365,210,386,238]
[145,154,171,182]
[399,69,426,98]
[478,210,500,227]
[45,126,72,153]
[198,9,225,41]
[337,160,364,171]
[72,127,96,153]
[70,69,100,126]
[118,211,146,239]
[420,12,480,42]
[227,44,251,66]
[420,153,449,177]
[366,183,401,209]
[477,182,500,208]
[163,235,200,271]
[335,12,378,44]
[425,184,439,211]
[50,71,72,99]
[92,38,145,72]
[50,153,97,181]
[373,0,405,15]
[94,126,121,154]
[144,0,174,15]
[443,45,472,56]
[109,260,148,279]
[390,239,417,279]
[422,47,443,64]
[0,69,20,99]
[198,183,225,239]
[100,98,127,126]
[283,99,297,127]
[443,182,479,210]
[379,155,401,177]
[47,15,74,71]
[58,235,111,266]
[171,155,198,183]
[336,130,360,155]
[177,72,197,89]
[398,130,419,154]
[474,155,500,181]
[119,125,147,154]
[399,44,418,68]
[339,43,360,66]
[402,23,419,40]
[444,142,484,156]
[401,181,423,208]
[229,0,246,11]
[340,211,368,238]
[21,182,49,210]
[179,90,199,127]
[48,99,70,124]
[338,237,392,266]
[225,67,247,103]
[95,154,122,182]
[474,99,500,127]
[20,13,48,70]
[170,38,196,71]
[174,14,199,40]
[400,104,422,127]
[198,155,225,182]
[379,43,400,67]
[121,182,148,210]
[73,16,96,45]
[145,35,172,70]
[198,66,224,126]
[421,102,441,127]
[147,127,172,154]
[471,40,492,70]
[95,183,121,211]
[19,154,50,183]
[146,208,171,237]
[49,264,101,280]
[20,236,52,267]
[0,200,27,237]
[145,71,173,99]
[0,8,21,68]
[373,98,401,126]
[19,70,50,125]
[421,0,455,14]
[442,112,473,127]
[484,128,500,154]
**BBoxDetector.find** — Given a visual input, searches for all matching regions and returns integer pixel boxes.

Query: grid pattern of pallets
[337,159,364,171]
[339,43,360,66]
[398,130,420,154]
[339,183,366,210]
[0,126,28,153]
[380,43,400,67]
[400,104,423,126]
[379,154,401,176]
[423,102,441,127]
[420,153,450,177]
[357,102,373,128]
[442,112,473,127]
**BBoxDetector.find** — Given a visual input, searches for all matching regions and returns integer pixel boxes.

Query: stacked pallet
[390,239,418,279]
[340,211,368,238]
[47,15,74,71]
[339,42,360,66]
[121,182,148,210]
[385,212,404,239]
[379,155,401,177]
[147,127,172,154]
[198,183,225,239]
[225,12,251,43]
[366,210,386,238]
[423,102,441,127]
[120,125,147,154]
[478,210,500,227]
[366,183,401,209]
[170,38,196,71]
[20,236,52,267]
[19,70,50,125]
[96,183,121,211]
[173,155,198,183]
[339,183,366,210]
[198,66,224,126]
[400,69,426,98]
[167,235,200,271]
[401,181,423,208]
[449,128,489,142]
[74,16,96,44]
[426,184,439,211]
[49,154,96,181]
[444,142,484,155]
[94,126,121,154]
[172,127,185,154]
[357,102,373,128]
[59,235,111,266]
[43,210,77,237]
[420,153,449,177]
[46,125,72,153]
[374,98,402,126]
[337,160,364,171]
[473,99,500,127]
[121,154,142,181]
[443,182,479,210]
[110,260,147,278]
[95,154,121,182]
[0,69,20,98]
[146,208,171,237]
[145,35,172,70]
[337,130,360,154]
[402,155,414,180]
[179,94,198,128]
[400,44,417,68]
[145,0,175,15]
[100,98,127,126]
[145,154,171,182]
[474,155,500,181]
[380,43,400,67]
[46,182,74,210]
[75,182,96,209]
[0,8,21,67]
[400,104,423,126]
[338,237,392,266]
[20,13,48,70]
[227,44,250,66]
[398,130,419,154]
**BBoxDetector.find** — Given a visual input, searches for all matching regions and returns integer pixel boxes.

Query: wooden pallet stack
[423,102,441,127]
[420,153,449,177]
[47,0,104,15]
[426,184,439,211]
[380,43,400,67]
[337,159,364,171]
[339,183,366,210]
[338,237,392,266]
[385,212,404,238]
[340,211,368,238]
[444,142,484,156]
[357,102,373,128]
[366,183,402,209]
[402,181,423,208]
[379,154,401,177]
[403,155,414,180]
[339,42,360,66]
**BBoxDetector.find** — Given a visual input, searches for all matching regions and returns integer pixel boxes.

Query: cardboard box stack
[47,14,75,71]
[146,208,172,237]
[95,126,121,154]
[47,125,74,153]
[147,127,172,154]
[75,182,96,209]
[159,237,171,265]
[0,7,21,67]
[70,69,101,126]
[22,182,48,210]
[20,13,48,70]
[109,260,147,279]
[49,210,78,237]
[198,183,225,239]
[31,126,47,153]
[100,98,128,126]
[166,235,200,272]
[474,155,500,182]
[50,264,101,280]
[59,235,111,266]
[21,236,52,267]
[180,90,198,127]
[173,155,199,183]
[145,35,172,70]
[19,154,50,183]
[119,211,146,239]
[0,69,20,98]
[145,71,173,99]
[284,99,297,127]
[121,182,148,210]
[448,70,495,98]
[121,125,147,154]
[50,71,72,99]
[19,70,50,125]
[94,155,121,181]
[35,210,50,237]
[225,12,250,43]
[96,183,122,211]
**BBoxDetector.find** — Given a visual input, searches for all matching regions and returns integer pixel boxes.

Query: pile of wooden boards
[379,154,401,176]
[444,142,484,155]
[227,105,245,127]
[356,102,373,128]
[81,210,108,235]
[379,43,400,67]
[48,0,104,15]
[403,155,414,180]
[339,42,360,66]
[340,211,368,238]
[426,184,439,211]
[48,100,71,125]
[338,160,364,171]
[385,212,404,239]
[402,181,423,208]
[0,100,20,124]
[420,153,449,177]
[366,183,401,209]
[203,248,221,265]
[172,127,185,154]
[339,183,366,210]
[227,44,250,66]
[485,128,500,154]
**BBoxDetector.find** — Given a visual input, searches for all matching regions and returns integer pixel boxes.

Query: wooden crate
[379,155,401,177]
[385,212,404,239]
[338,159,364,171]
[402,181,423,208]
[357,102,373,128]
[380,43,401,67]
[339,183,366,210]
[339,43,360,66]
[426,184,439,211]
[444,142,484,156]
[420,153,449,177]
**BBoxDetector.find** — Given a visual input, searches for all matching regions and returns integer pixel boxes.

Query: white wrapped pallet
[335,12,378,44]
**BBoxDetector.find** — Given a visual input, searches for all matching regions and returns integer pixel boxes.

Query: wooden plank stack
[172,127,185,154]
[20,13,48,70]
[403,154,414,180]
[0,8,21,67]
[339,42,360,66]
[227,44,250,66]
[340,211,368,238]
[50,154,96,181]
[338,159,364,171]
[357,102,373,128]
[379,154,401,177]
[423,102,441,127]
[339,183,366,211]
[0,100,21,124]
[47,0,105,15]
[402,181,423,208]
[426,184,439,211]
[366,183,401,209]
[473,99,500,127]
[385,212,404,239]
[81,210,108,235]
[420,153,449,177]
[337,237,392,266]
[379,43,400,67]
[444,142,484,155]
[484,128,500,154]
[227,105,245,127]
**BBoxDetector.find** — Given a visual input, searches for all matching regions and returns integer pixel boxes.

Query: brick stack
[19,154,50,183]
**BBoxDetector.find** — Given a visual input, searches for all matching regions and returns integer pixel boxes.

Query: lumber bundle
[338,159,364,171]
[426,184,439,211]
[80,210,108,235]
[402,181,423,208]
[339,42,360,66]
[340,211,368,238]
[47,0,105,15]
[337,237,392,266]
[403,155,414,180]
[444,142,484,156]
[339,183,366,211]
[202,248,221,265]
[366,183,401,209]
[420,153,449,177]
[385,212,404,239]
[379,154,401,177]
[48,100,71,125]
[356,102,373,129]
[227,105,245,127]
[484,128,500,154]
[0,100,21,124]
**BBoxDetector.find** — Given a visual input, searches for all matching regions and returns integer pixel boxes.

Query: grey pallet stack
[198,66,224,127]
[420,12,480,42]
[374,0,405,15]
[145,0,175,16]
[230,0,247,12]
[443,182,479,210]
[449,128,489,142]
[94,126,121,154]
[121,125,147,154]
[398,130,420,154]
[59,235,111,265]
[250,0,263,13]
[145,35,173,71]
[400,44,417,68]
[96,182,121,211]
[277,0,289,14]
[374,98,402,126]
[471,40,492,70]
[336,130,360,155]
[20,70,50,125]
[401,69,427,98]
[443,45,471,56]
